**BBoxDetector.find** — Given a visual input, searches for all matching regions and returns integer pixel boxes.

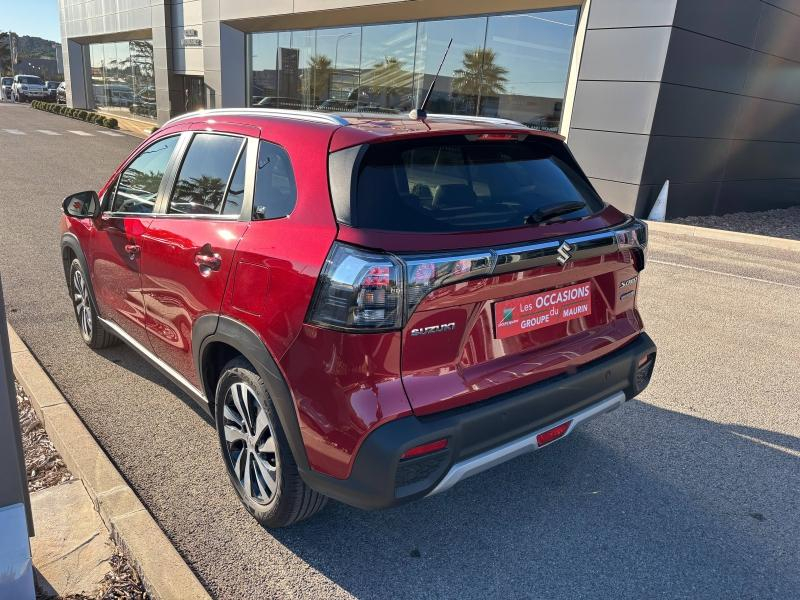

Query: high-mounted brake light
[465,133,527,142]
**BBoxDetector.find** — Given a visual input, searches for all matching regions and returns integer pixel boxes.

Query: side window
[253,141,296,220]
[112,136,179,214]
[169,133,244,216]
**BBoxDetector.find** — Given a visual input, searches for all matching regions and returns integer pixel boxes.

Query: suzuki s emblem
[556,241,574,266]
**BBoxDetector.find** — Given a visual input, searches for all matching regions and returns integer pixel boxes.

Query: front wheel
[68,259,117,349]
[215,357,327,527]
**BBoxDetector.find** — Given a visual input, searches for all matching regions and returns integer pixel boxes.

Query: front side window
[253,141,296,219]
[112,136,179,214]
[169,134,245,216]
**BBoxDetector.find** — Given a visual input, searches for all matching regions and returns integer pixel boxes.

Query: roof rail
[425,113,527,127]
[161,108,349,129]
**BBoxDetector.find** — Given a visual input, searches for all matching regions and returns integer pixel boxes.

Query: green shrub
[105,117,118,129]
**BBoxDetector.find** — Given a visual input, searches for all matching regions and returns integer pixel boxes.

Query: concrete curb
[647,220,800,252]
[8,322,210,600]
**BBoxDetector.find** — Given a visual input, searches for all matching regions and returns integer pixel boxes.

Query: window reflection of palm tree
[304,54,332,107]
[362,56,412,110]
[452,48,508,115]
[175,175,226,211]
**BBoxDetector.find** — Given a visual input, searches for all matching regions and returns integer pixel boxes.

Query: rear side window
[252,141,296,220]
[169,133,245,216]
[112,135,179,214]
[340,135,604,233]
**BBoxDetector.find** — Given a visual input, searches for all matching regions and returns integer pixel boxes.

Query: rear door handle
[124,243,140,259]
[195,247,222,274]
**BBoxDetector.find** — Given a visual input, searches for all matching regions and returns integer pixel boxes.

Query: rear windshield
[335,135,604,233]
[18,76,42,85]
[1,78,12,85]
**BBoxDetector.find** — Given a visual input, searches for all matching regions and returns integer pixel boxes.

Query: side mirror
[62,191,100,219]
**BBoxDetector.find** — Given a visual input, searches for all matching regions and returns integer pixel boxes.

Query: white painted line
[67,130,93,136]
[2,129,25,135]
[650,259,800,290]
[36,129,61,136]
[97,130,124,137]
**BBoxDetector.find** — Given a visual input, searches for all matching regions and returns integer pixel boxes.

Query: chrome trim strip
[99,318,208,404]
[492,228,620,274]
[427,391,626,497]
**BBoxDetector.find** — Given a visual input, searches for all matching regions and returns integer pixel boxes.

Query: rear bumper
[300,332,657,509]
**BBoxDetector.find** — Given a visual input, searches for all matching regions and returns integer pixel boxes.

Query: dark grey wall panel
[661,28,752,94]
[650,83,743,138]
[718,178,800,212]
[586,0,676,28]
[763,0,800,16]
[754,2,800,62]
[733,96,800,143]
[673,0,762,47]
[744,52,800,104]
[570,81,661,134]
[661,181,721,217]
[587,178,643,215]
[569,129,650,184]
[641,136,732,184]
[579,27,672,82]
[725,139,800,180]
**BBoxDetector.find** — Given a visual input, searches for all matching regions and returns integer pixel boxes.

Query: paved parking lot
[1,101,799,599]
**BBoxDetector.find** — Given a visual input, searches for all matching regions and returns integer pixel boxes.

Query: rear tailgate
[400,229,643,415]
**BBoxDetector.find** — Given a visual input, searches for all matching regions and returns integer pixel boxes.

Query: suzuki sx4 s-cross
[60,108,656,527]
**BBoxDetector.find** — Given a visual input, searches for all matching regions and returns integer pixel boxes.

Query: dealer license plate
[494,282,592,339]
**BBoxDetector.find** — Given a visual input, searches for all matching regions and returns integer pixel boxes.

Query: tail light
[307,243,403,331]
[615,218,648,270]
[307,243,494,332]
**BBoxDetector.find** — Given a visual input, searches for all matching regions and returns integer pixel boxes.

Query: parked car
[44,81,60,101]
[56,82,66,104]
[59,108,656,527]
[1,77,12,100]
[12,74,46,102]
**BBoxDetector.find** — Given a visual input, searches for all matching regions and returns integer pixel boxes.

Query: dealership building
[57,0,800,218]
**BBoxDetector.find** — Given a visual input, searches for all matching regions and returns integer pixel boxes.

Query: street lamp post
[333,32,353,99]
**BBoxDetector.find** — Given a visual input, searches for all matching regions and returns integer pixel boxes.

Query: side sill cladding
[193,315,310,472]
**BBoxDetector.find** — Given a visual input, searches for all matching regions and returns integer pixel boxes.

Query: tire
[215,357,327,527]
[68,258,117,349]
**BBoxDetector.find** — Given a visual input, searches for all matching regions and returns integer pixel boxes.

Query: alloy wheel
[72,269,92,340]
[223,382,279,504]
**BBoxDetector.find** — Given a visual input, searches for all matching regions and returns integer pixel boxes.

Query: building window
[87,39,156,121]
[247,8,579,131]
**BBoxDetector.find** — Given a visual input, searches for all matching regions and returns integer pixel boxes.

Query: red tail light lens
[615,219,648,270]
[404,251,494,315]
[536,421,571,447]
[401,439,448,459]
[307,242,403,331]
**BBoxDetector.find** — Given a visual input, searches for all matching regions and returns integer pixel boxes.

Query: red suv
[60,109,656,527]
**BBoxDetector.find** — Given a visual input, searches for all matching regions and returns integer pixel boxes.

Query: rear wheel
[68,259,117,349]
[214,357,327,527]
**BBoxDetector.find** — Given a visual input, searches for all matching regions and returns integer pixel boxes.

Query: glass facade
[88,39,156,121]
[248,8,579,130]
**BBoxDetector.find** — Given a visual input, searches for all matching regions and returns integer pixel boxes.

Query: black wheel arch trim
[193,314,310,471]
[61,233,102,318]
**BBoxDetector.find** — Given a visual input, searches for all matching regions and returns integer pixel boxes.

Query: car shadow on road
[267,399,800,599]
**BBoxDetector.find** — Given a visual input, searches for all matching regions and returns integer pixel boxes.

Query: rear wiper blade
[524,200,586,225]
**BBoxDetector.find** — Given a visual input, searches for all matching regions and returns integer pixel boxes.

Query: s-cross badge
[556,241,574,265]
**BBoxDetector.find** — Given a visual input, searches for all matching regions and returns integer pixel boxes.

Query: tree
[174,175,226,211]
[362,56,412,110]
[452,48,508,113]
[303,54,332,105]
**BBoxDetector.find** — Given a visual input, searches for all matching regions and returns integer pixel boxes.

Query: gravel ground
[16,381,149,600]
[671,205,800,240]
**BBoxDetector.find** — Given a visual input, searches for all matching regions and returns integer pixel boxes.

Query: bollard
[0,273,35,600]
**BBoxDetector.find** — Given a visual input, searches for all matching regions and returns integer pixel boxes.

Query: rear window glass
[18,76,42,85]
[345,135,604,233]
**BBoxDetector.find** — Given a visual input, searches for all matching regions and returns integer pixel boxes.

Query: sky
[2,0,61,42]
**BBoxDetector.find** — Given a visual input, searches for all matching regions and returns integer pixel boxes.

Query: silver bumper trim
[427,391,627,496]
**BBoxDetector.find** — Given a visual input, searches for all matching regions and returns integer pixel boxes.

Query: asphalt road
[2,101,799,599]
